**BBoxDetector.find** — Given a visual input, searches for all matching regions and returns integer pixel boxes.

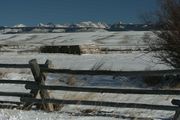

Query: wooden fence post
[43,59,64,111]
[45,59,53,68]
[171,99,180,120]
[42,59,53,80]
[174,110,180,120]
[23,59,54,111]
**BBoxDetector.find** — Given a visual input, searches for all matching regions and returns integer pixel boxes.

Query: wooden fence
[0,59,180,119]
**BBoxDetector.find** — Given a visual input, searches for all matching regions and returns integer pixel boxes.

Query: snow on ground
[0,109,123,120]
[0,31,150,46]
[0,52,169,71]
[0,71,178,120]
[0,31,177,119]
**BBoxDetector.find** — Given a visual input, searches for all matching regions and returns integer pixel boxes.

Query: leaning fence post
[23,59,54,111]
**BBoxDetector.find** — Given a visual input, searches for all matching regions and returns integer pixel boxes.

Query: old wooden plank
[0,100,22,105]
[0,80,34,84]
[0,64,30,68]
[40,68,180,76]
[20,97,179,111]
[0,64,45,68]
[0,92,32,97]
[25,84,180,95]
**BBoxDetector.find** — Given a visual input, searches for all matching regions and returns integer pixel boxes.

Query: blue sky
[0,0,157,26]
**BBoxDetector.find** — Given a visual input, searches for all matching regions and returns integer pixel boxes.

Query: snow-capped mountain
[110,22,157,31]
[37,21,109,29]
[74,21,109,29]
[37,23,55,28]
[55,24,70,28]
[0,21,157,34]
[14,24,27,28]
[37,23,71,28]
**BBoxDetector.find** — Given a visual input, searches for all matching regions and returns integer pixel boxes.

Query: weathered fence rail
[0,101,22,105]
[0,91,31,97]
[41,68,180,76]
[0,64,30,68]
[0,80,32,109]
[0,63,47,68]
[21,97,178,111]
[0,80,34,84]
[0,59,180,119]
[26,83,180,95]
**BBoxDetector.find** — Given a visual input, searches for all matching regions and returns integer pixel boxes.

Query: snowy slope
[0,31,150,46]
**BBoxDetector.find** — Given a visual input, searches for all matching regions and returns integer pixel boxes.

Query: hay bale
[40,45,81,55]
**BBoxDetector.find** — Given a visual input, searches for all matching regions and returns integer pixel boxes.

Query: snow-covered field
[0,31,177,120]
[0,31,147,45]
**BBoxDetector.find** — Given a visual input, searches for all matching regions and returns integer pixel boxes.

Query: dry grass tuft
[80,109,97,114]
[66,75,77,86]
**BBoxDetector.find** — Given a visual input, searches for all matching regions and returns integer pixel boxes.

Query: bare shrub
[143,0,180,68]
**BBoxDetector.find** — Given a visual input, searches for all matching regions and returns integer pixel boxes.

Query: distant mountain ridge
[0,21,158,34]
[35,21,109,29]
